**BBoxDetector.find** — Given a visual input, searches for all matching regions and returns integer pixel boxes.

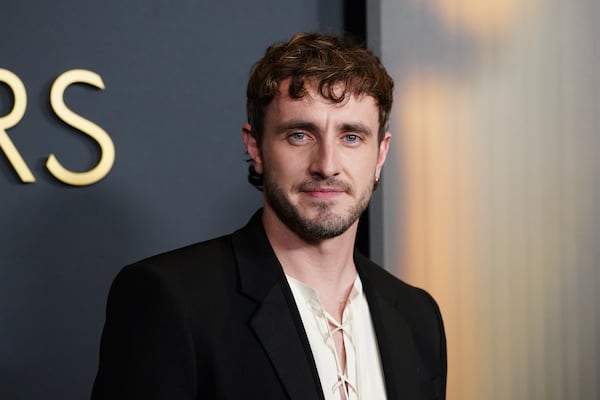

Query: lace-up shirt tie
[286,275,387,400]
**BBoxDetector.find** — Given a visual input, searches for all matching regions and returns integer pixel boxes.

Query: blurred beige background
[369,0,600,398]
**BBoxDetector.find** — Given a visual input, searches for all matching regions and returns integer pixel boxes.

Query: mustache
[297,177,353,194]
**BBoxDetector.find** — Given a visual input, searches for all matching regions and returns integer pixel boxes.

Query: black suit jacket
[92,210,446,399]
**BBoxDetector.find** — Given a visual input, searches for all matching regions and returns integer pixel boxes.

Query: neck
[262,205,359,306]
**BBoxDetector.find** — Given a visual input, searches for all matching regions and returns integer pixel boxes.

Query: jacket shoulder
[127,233,232,273]
[111,234,238,306]
[356,253,447,392]
[356,253,436,310]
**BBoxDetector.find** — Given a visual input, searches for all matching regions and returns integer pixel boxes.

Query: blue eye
[344,134,360,143]
[288,132,309,144]
[291,132,305,140]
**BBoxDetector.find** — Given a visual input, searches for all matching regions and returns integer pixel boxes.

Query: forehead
[264,78,379,126]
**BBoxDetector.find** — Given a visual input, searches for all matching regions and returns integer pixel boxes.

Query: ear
[375,131,391,179]
[242,123,263,174]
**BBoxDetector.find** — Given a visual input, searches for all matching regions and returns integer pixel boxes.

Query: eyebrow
[340,122,373,137]
[278,121,319,133]
[277,120,374,137]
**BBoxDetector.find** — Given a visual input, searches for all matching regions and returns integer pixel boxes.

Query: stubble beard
[263,173,373,242]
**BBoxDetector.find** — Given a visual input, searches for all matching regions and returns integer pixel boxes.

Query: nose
[309,139,341,179]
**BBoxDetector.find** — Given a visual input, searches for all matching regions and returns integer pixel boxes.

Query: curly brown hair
[245,32,394,190]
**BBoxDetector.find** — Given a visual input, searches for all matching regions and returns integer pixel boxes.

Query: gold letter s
[47,69,115,186]
[0,68,36,182]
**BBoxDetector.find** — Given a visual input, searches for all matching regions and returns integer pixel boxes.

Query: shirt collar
[286,274,363,304]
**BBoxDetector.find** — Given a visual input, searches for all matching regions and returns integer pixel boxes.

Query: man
[92,33,446,400]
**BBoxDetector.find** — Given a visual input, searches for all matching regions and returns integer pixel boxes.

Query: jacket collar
[232,210,324,400]
[231,210,422,400]
[355,253,423,400]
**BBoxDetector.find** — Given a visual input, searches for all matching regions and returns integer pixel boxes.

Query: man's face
[244,79,391,242]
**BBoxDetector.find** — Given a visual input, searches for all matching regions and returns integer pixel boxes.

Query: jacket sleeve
[91,263,197,400]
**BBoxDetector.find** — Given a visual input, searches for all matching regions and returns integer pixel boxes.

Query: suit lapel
[232,212,426,399]
[232,211,324,400]
[357,255,423,400]
[249,284,323,400]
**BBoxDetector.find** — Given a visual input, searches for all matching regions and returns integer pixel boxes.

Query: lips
[304,188,344,199]
[298,179,352,198]
[303,186,342,192]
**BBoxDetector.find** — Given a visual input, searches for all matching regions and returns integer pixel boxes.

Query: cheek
[356,170,376,189]
[262,152,304,183]
[346,154,378,178]
[268,146,303,169]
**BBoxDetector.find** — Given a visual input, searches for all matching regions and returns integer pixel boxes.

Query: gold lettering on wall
[0,68,36,182]
[47,69,115,186]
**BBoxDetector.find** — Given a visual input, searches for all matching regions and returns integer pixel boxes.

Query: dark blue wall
[0,1,342,398]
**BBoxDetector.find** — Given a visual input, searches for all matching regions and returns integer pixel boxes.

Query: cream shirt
[286,275,387,400]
